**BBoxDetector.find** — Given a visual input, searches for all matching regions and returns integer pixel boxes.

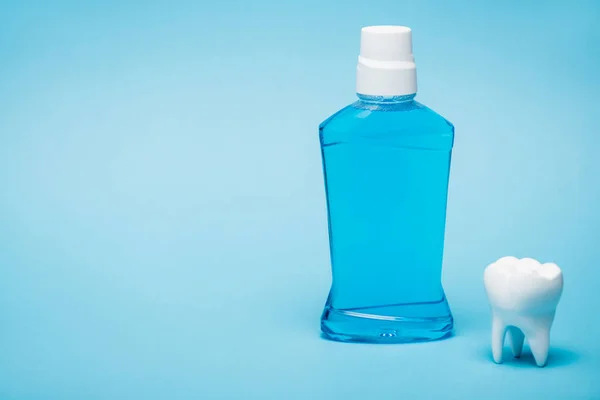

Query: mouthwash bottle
[319,26,454,343]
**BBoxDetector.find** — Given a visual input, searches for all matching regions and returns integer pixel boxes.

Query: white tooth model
[483,256,564,367]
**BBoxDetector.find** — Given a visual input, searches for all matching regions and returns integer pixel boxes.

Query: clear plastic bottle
[319,26,454,343]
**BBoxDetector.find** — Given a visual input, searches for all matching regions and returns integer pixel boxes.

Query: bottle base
[320,298,454,344]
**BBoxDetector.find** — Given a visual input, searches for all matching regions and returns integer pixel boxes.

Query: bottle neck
[357,93,416,105]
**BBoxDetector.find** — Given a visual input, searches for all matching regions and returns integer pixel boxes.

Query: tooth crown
[483,256,564,367]
[484,256,563,313]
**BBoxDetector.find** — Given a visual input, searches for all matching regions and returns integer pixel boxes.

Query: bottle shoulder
[319,100,454,150]
[320,100,453,135]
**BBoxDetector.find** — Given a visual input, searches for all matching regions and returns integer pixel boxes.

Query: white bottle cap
[356,26,417,97]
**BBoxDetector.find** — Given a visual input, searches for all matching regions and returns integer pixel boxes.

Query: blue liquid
[319,94,454,343]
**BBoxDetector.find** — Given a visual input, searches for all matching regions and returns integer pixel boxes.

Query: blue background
[1,0,599,398]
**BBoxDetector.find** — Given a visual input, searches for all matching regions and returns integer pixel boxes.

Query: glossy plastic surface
[319,94,455,343]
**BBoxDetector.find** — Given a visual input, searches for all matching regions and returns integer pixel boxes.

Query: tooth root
[519,314,554,367]
[491,315,507,364]
[528,330,550,367]
[507,326,525,358]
